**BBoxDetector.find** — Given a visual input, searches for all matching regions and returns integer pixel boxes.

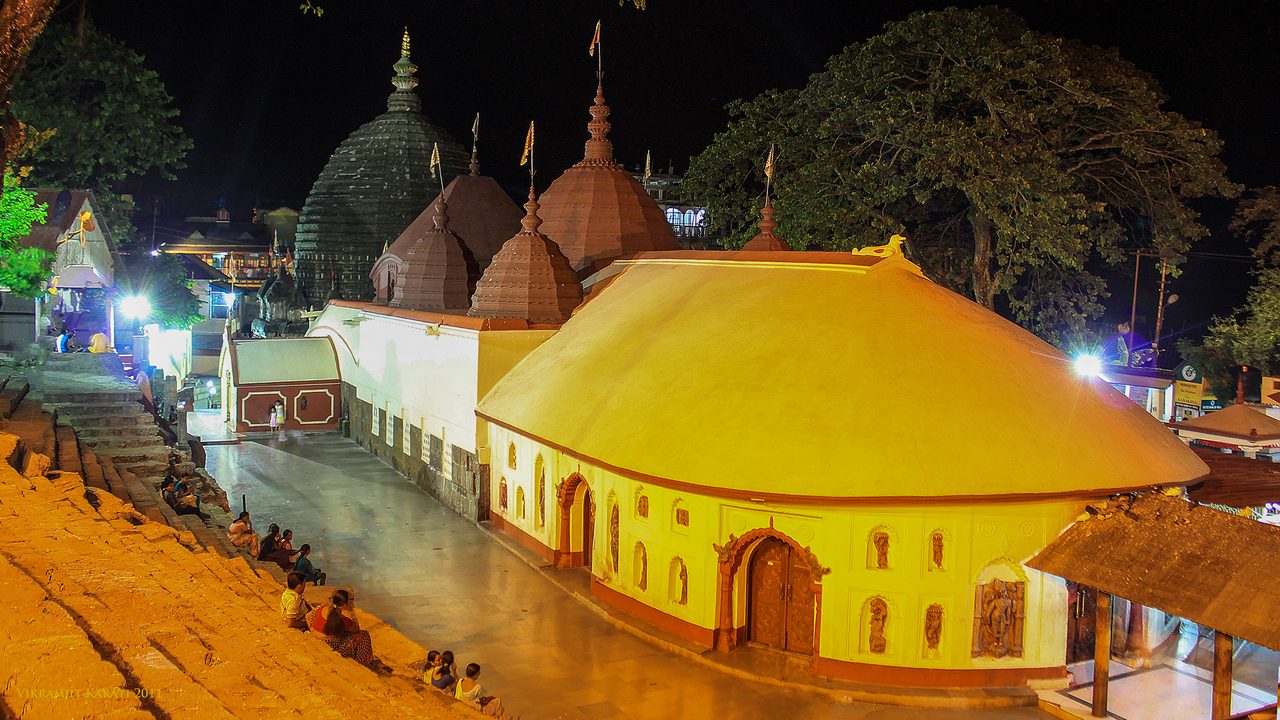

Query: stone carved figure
[609,503,620,571]
[537,472,546,526]
[636,543,648,590]
[931,532,944,570]
[925,604,943,650]
[868,597,888,653]
[637,495,649,518]
[972,579,1025,658]
[499,478,508,511]
[873,531,890,569]
[678,561,688,605]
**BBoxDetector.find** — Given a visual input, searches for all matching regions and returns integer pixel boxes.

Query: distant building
[631,167,714,248]
[2,189,121,352]
[158,203,295,292]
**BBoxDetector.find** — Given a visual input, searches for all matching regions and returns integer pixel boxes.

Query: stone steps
[44,390,144,405]
[76,431,164,448]
[0,444,466,719]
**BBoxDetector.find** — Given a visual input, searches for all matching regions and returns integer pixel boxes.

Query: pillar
[1126,601,1150,667]
[1092,591,1111,718]
[1212,630,1233,720]
[714,565,736,651]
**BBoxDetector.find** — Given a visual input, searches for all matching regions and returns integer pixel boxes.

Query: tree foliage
[0,171,53,298]
[1231,186,1280,267]
[684,7,1238,342]
[116,253,202,330]
[1180,188,1280,398]
[11,21,191,191]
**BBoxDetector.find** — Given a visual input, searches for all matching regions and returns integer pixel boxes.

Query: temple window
[507,442,517,469]
[672,499,690,532]
[634,542,648,591]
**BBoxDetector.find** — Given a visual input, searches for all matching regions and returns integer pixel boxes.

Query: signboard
[1202,396,1224,412]
[1174,380,1204,408]
[1174,362,1203,384]
[1263,376,1280,407]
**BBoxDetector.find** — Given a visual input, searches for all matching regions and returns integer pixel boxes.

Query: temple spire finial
[390,27,419,100]
[582,81,613,164]
[521,186,543,234]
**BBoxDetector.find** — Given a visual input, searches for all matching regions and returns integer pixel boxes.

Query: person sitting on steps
[455,663,507,717]
[293,544,326,585]
[266,528,299,570]
[256,524,281,562]
[430,649,457,692]
[308,590,374,666]
[280,572,311,630]
[228,512,259,555]
[160,478,205,518]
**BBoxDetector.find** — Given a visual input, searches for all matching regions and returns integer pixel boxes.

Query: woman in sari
[228,512,259,555]
[309,596,373,666]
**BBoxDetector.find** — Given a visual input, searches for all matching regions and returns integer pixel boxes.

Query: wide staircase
[0,354,477,719]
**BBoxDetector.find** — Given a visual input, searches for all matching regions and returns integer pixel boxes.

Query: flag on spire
[429,142,441,178]
[589,20,601,57]
[643,150,652,183]
[520,121,535,167]
[471,113,480,141]
[765,143,775,181]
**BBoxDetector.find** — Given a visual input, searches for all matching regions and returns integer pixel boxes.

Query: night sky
[73,0,1280,345]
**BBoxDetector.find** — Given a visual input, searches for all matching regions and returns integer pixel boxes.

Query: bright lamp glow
[1072,353,1103,378]
[220,291,236,306]
[120,294,152,320]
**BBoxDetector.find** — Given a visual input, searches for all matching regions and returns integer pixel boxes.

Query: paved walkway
[206,434,1052,720]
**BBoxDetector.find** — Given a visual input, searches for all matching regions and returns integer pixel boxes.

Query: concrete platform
[206,433,1054,720]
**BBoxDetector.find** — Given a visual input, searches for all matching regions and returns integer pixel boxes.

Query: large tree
[0,171,54,297]
[12,21,191,195]
[1179,187,1280,398]
[684,7,1238,342]
[0,0,59,181]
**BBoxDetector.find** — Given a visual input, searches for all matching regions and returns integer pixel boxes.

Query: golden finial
[401,27,411,57]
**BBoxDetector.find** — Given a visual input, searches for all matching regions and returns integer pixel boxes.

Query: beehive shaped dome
[294,31,469,305]
[469,189,583,324]
[536,84,677,273]
[391,199,476,313]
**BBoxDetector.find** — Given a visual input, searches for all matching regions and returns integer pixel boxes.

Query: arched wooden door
[581,487,594,570]
[1066,582,1097,664]
[748,537,814,654]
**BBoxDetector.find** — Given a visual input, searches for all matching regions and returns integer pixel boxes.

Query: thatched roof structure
[1027,492,1280,650]
[1188,446,1280,508]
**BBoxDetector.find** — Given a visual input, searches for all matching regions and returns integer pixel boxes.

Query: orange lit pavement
[207,434,1054,720]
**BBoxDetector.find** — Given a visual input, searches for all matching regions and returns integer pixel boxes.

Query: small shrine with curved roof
[389,198,476,313]
[294,30,470,304]
[536,83,678,273]
[469,189,583,324]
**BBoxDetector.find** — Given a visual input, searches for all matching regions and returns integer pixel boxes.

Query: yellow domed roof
[477,251,1207,501]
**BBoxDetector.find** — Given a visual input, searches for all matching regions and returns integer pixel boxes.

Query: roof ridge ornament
[742,197,791,251]
[854,234,907,258]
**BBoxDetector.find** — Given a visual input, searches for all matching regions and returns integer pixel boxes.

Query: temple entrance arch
[748,537,815,653]
[555,473,594,569]
[713,525,829,659]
